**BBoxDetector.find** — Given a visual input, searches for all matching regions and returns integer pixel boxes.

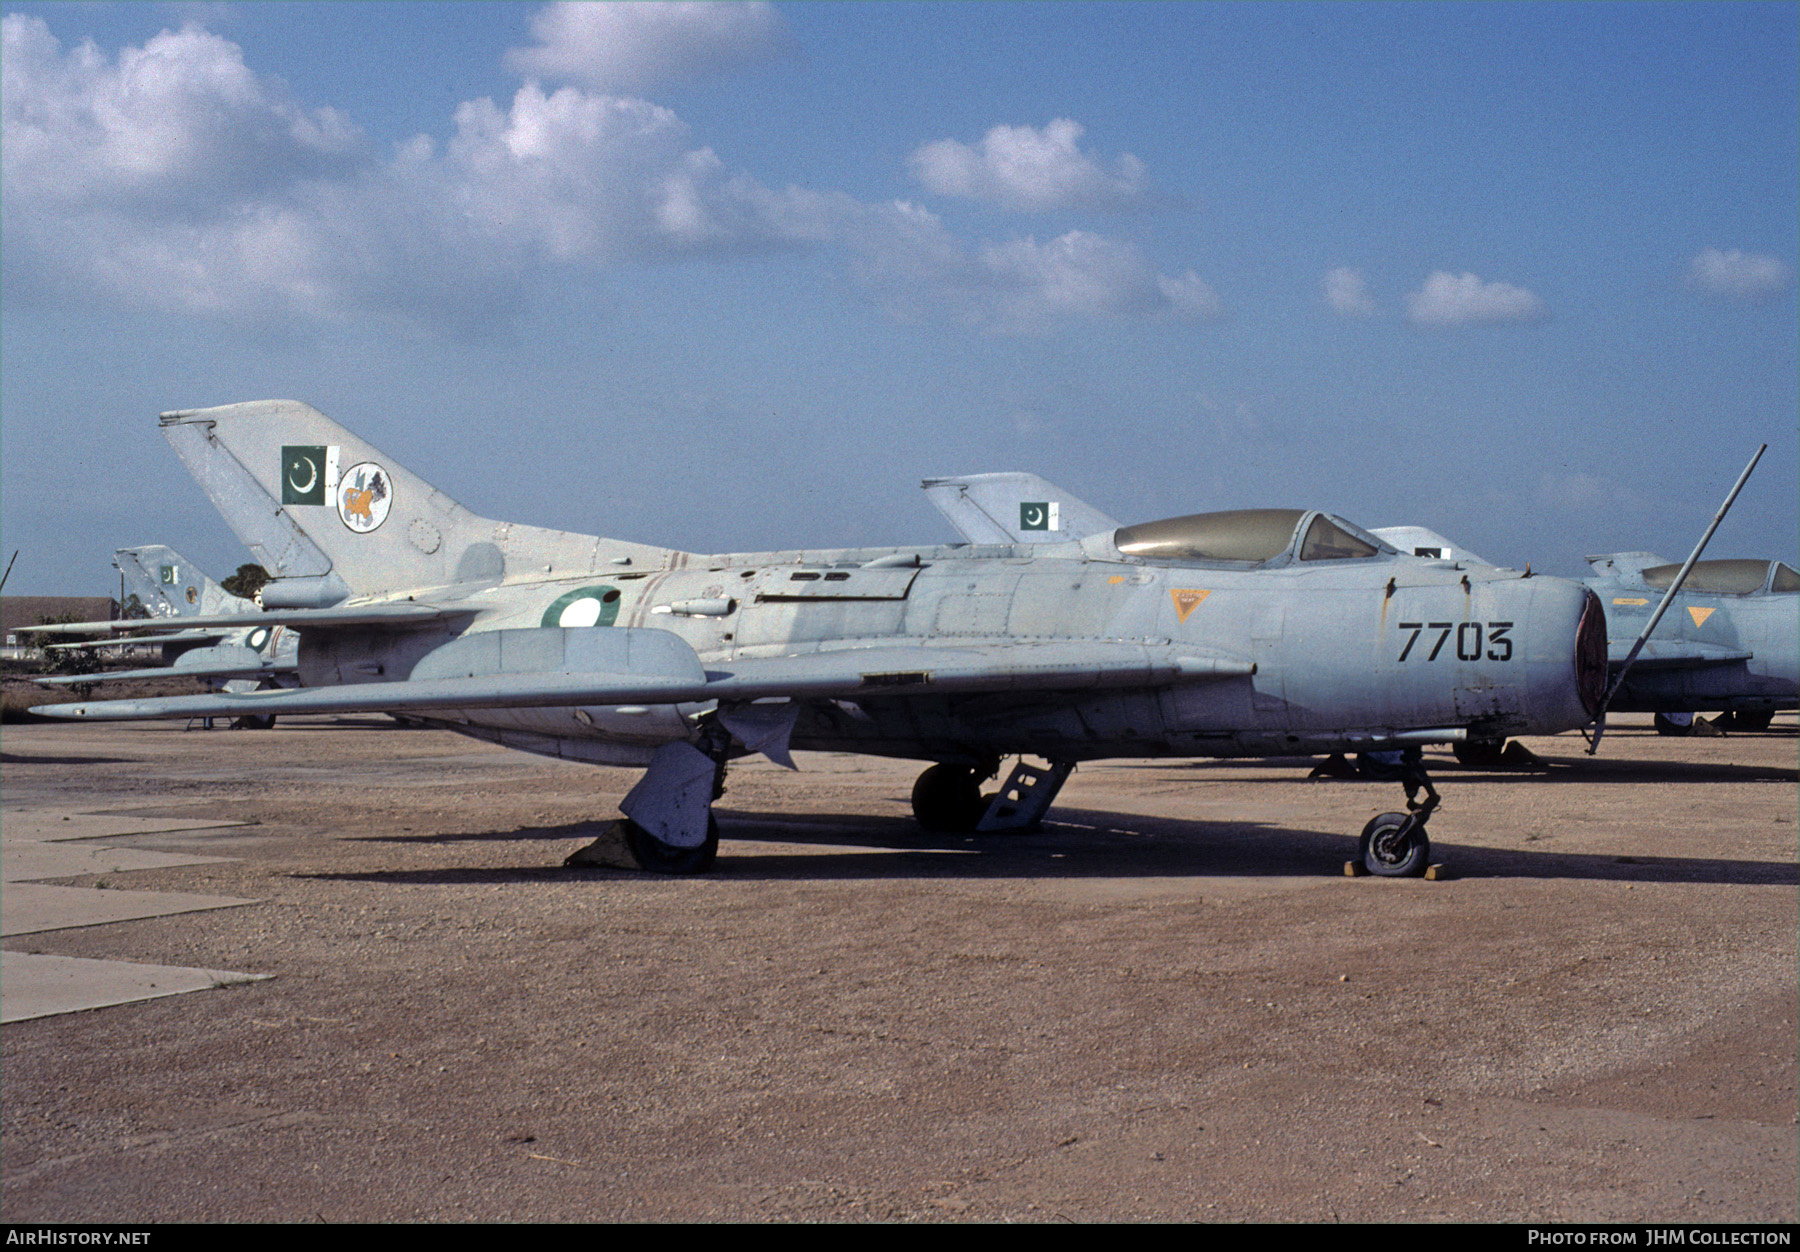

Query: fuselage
[296,514,1606,767]
[1586,559,1799,715]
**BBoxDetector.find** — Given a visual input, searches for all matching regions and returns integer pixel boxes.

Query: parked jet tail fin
[922,472,1119,545]
[1583,552,1675,580]
[114,545,255,619]
[158,400,688,608]
[1370,526,1495,567]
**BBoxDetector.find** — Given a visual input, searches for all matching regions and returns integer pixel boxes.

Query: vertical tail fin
[160,400,684,607]
[921,472,1119,544]
[114,545,255,618]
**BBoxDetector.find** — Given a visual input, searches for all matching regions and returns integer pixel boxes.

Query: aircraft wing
[43,628,236,651]
[34,628,1254,721]
[35,661,296,687]
[1606,639,1754,671]
[17,600,465,637]
[922,473,1120,544]
[34,642,298,688]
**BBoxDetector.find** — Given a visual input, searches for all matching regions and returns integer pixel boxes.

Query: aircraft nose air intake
[1575,589,1607,718]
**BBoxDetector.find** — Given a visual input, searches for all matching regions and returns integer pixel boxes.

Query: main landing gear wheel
[1728,710,1774,732]
[1452,738,1505,767]
[911,763,989,833]
[624,814,719,875]
[232,714,277,730]
[1359,812,1431,878]
[1653,713,1694,737]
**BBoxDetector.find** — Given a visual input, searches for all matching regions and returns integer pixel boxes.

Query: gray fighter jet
[31,400,1609,876]
[35,546,299,710]
[1581,551,1797,733]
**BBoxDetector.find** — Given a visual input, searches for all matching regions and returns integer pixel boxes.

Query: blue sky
[3,1,1794,595]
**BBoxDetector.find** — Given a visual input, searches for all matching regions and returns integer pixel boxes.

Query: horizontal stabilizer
[34,635,1254,722]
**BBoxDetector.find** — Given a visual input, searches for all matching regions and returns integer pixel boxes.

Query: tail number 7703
[1397,621,1513,662]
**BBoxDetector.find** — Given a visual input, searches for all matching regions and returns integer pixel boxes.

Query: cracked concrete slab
[1,952,268,1023]
[2,882,259,937]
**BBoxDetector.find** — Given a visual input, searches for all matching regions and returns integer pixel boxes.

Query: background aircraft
[32,400,1609,876]
[35,545,298,722]
[1580,551,1798,733]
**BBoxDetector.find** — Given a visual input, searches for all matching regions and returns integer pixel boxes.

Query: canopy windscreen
[1114,510,1305,563]
[1643,559,1773,595]
[1299,514,1382,561]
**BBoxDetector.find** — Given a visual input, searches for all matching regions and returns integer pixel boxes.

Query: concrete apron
[2,810,268,1022]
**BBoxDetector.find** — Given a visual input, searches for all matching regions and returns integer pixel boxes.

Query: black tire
[1359,812,1430,878]
[911,763,987,832]
[232,714,277,730]
[1452,738,1505,767]
[623,814,719,874]
[1653,713,1693,737]
[1729,710,1774,732]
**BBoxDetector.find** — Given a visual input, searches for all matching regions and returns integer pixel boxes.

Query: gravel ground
[2,713,1794,1222]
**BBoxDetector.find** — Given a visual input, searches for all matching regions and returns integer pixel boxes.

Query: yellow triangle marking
[1687,606,1715,629]
[1171,589,1211,622]
[1108,574,1126,584]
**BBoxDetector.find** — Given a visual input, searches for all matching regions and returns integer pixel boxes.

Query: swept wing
[40,629,1253,721]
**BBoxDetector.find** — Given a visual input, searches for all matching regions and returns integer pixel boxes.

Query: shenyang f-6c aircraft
[1579,551,1797,733]
[1368,525,1796,746]
[35,546,298,710]
[32,400,1609,876]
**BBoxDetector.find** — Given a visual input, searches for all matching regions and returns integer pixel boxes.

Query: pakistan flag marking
[282,445,328,505]
[1019,501,1059,532]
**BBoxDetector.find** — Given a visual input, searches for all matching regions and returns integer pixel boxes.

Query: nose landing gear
[1356,752,1440,878]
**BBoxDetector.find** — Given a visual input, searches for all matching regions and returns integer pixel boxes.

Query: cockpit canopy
[1112,509,1391,567]
[1642,559,1800,596]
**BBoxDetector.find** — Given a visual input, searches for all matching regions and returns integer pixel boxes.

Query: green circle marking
[540,586,622,629]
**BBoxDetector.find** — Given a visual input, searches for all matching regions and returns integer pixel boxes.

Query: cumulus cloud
[977,232,1220,330]
[1323,267,1376,316]
[504,1,793,93]
[1,16,1216,338]
[1,15,359,212]
[745,189,1216,333]
[1406,270,1548,326]
[908,118,1150,212]
[1686,248,1792,302]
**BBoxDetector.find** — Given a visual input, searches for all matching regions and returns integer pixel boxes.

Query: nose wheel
[1356,749,1439,878]
[1358,812,1431,877]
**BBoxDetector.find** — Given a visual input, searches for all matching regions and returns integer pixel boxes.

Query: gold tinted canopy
[1114,509,1384,565]
[1643,559,1787,595]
